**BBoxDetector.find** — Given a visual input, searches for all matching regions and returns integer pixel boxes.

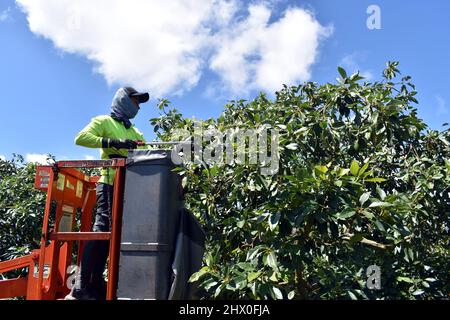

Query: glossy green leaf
[350,160,360,176]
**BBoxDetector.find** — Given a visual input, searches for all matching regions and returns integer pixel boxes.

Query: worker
[65,87,149,300]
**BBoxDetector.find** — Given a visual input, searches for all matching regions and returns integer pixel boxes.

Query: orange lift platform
[0,159,126,300]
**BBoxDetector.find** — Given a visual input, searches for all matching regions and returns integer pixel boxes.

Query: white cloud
[340,52,373,80]
[436,96,448,116]
[16,0,331,96]
[0,7,11,22]
[84,155,95,160]
[25,153,52,164]
[0,155,6,161]
[210,5,333,94]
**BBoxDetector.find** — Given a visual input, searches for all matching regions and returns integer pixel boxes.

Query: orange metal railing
[0,159,126,300]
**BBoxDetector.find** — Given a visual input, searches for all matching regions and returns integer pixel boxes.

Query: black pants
[75,183,113,297]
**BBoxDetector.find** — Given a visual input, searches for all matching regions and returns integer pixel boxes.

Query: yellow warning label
[76,180,83,198]
[59,212,73,232]
[60,205,74,231]
[62,205,74,213]
[57,174,65,191]
[66,180,75,190]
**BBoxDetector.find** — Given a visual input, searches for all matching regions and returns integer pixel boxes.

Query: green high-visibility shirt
[74,115,147,185]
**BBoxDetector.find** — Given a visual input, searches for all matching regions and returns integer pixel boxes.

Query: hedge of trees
[151,62,449,299]
[1,62,448,299]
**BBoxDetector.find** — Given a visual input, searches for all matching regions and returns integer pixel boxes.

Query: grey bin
[117,149,182,300]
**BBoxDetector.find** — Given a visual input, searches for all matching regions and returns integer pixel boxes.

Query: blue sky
[0,0,449,162]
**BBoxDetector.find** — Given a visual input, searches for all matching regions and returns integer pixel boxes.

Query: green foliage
[150,62,449,299]
[0,155,47,278]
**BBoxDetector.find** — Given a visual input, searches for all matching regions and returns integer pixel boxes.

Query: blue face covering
[110,87,139,129]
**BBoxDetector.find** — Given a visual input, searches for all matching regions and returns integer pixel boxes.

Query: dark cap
[123,87,149,103]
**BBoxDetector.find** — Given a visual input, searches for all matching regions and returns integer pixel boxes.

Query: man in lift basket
[65,87,149,300]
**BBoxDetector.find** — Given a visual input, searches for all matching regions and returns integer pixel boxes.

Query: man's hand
[103,138,138,149]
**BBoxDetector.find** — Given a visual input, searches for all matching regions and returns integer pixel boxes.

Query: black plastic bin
[117,149,182,300]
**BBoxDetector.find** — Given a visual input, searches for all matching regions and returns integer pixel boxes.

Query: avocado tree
[0,62,447,299]
[150,62,449,299]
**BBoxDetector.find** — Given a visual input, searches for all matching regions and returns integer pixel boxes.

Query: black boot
[64,287,95,300]
[64,276,95,300]
[89,280,107,300]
